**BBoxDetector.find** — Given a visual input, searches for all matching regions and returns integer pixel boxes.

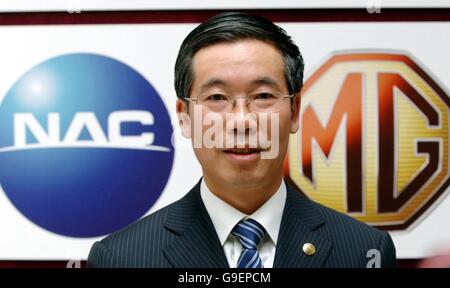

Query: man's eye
[207,94,227,101]
[255,93,275,100]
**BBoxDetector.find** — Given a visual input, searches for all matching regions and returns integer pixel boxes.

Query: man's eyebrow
[198,76,283,93]
[199,78,228,94]
[251,77,283,91]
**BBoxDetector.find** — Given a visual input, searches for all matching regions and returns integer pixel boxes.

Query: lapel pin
[302,243,316,256]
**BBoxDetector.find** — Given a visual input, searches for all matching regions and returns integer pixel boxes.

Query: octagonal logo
[285,51,450,230]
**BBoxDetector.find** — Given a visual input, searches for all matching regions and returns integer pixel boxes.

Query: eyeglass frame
[182,92,296,112]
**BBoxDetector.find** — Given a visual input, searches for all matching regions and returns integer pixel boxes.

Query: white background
[0,22,449,259]
[1,0,450,12]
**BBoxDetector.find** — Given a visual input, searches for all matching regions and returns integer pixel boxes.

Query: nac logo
[285,51,450,229]
[0,53,174,237]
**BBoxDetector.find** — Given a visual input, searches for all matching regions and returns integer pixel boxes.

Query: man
[88,12,397,268]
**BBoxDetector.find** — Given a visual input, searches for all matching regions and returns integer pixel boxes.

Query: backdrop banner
[0,22,449,260]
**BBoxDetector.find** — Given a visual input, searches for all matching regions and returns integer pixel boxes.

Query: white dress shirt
[200,179,287,268]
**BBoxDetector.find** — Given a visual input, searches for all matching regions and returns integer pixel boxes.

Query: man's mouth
[222,148,262,155]
[221,147,269,163]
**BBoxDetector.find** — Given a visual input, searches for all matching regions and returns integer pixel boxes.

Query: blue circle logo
[0,53,174,237]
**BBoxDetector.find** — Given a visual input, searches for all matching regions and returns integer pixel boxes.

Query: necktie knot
[231,218,266,250]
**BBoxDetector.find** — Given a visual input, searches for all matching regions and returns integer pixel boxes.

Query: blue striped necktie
[231,218,266,268]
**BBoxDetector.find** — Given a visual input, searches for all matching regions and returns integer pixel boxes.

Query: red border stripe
[0,9,450,25]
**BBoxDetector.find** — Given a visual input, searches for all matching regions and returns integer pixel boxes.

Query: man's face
[177,39,300,188]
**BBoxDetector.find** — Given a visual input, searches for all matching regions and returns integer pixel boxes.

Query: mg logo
[285,51,450,229]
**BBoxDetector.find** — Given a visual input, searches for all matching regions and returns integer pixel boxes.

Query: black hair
[174,12,304,100]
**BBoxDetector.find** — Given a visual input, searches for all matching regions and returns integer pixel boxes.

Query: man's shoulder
[311,198,384,238]
[87,181,204,267]
[100,199,178,248]
[297,192,396,267]
[88,197,186,268]
[287,186,386,239]
[100,181,201,247]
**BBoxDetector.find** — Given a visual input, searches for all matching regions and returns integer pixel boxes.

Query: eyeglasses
[183,91,294,112]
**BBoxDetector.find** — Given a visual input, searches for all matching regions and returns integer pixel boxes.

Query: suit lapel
[162,180,332,268]
[273,185,333,268]
[162,181,229,268]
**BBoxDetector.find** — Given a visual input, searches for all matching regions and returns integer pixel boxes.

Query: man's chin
[222,172,265,187]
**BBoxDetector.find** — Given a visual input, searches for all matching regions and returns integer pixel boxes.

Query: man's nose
[228,97,256,134]
[232,97,250,117]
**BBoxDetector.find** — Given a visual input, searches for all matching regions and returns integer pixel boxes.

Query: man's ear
[290,92,301,133]
[176,99,191,139]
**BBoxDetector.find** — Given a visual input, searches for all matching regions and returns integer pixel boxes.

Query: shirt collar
[200,179,287,246]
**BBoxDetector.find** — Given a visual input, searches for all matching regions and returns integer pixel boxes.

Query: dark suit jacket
[88,180,397,268]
